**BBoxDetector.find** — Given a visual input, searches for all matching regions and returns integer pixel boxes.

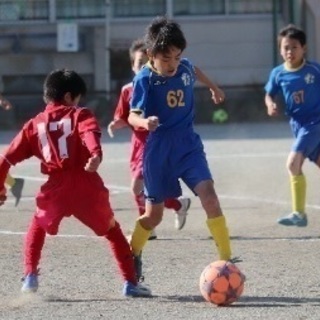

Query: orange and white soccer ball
[199,260,245,306]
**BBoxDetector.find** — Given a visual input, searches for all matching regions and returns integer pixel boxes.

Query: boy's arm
[78,109,103,172]
[107,118,128,138]
[0,93,13,110]
[194,66,225,104]
[128,112,159,132]
[264,93,278,116]
[0,156,10,205]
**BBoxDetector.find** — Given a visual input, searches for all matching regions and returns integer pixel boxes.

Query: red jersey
[113,82,148,141]
[0,103,102,185]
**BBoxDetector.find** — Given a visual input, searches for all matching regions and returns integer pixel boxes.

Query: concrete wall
[0,15,275,93]
[0,15,284,127]
[305,0,320,61]
[109,16,275,87]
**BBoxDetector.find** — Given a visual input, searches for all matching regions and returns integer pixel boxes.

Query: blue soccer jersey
[131,58,196,131]
[130,58,212,203]
[265,60,320,162]
[265,60,320,125]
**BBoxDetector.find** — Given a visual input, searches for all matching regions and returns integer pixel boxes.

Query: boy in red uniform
[108,39,191,240]
[0,69,151,297]
[0,93,24,206]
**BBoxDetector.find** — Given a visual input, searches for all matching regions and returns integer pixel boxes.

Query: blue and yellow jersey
[130,58,196,132]
[265,60,320,125]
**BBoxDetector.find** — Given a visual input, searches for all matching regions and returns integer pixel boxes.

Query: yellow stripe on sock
[130,220,151,256]
[290,174,306,214]
[206,216,231,261]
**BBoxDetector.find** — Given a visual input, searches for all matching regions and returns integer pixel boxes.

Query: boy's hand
[145,116,159,132]
[85,154,101,172]
[107,121,115,138]
[266,102,278,116]
[0,97,13,110]
[0,187,7,206]
[210,88,225,104]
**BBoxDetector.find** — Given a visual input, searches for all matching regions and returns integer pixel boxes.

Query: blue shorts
[143,128,212,203]
[290,119,320,162]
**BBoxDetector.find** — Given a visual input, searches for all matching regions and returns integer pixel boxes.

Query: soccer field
[1,122,320,320]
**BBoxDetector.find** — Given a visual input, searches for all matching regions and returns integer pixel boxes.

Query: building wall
[0,15,276,93]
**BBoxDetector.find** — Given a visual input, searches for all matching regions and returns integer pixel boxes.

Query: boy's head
[43,69,87,105]
[278,24,306,68]
[144,16,187,77]
[129,39,148,75]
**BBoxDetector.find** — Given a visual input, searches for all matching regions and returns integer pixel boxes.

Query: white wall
[0,15,277,92]
[109,15,275,87]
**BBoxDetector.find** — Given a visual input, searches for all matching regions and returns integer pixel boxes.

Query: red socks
[105,221,137,284]
[24,216,46,275]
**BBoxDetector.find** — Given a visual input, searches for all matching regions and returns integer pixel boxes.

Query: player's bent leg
[164,197,191,230]
[10,178,25,207]
[175,196,191,230]
[105,220,138,284]
[22,216,46,293]
[195,180,231,261]
[206,216,231,261]
[130,202,164,281]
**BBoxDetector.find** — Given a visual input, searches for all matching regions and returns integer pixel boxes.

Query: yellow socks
[206,216,231,261]
[290,174,306,214]
[5,174,15,188]
[130,220,152,256]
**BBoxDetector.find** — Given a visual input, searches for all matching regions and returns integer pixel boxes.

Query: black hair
[278,24,306,47]
[43,69,87,103]
[144,16,187,55]
[129,39,147,64]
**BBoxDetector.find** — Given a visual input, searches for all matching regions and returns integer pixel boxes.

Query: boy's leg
[130,202,163,281]
[5,174,15,187]
[24,216,46,275]
[194,180,231,261]
[164,196,191,230]
[131,177,145,216]
[22,216,46,293]
[277,151,307,226]
[105,220,137,284]
[105,219,151,296]
[206,216,231,261]
[5,174,24,207]
[290,174,306,213]
[132,177,157,240]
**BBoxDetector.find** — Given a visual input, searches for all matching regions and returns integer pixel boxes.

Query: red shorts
[129,132,147,179]
[35,170,114,236]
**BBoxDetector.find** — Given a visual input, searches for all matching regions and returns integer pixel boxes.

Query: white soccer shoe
[174,196,191,230]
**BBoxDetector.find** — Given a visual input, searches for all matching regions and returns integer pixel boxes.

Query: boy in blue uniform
[265,24,320,226]
[128,16,234,281]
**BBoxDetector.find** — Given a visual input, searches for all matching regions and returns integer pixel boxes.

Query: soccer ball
[211,108,229,123]
[199,260,245,306]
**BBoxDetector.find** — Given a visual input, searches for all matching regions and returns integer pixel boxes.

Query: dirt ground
[1,122,320,320]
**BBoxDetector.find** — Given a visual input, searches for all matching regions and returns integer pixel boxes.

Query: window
[174,0,224,16]
[228,0,272,14]
[55,0,105,19]
[173,0,274,16]
[113,0,166,17]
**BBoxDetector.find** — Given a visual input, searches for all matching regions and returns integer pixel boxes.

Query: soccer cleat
[10,178,24,207]
[21,273,38,293]
[133,253,144,282]
[148,229,157,240]
[174,196,191,230]
[123,281,152,297]
[277,212,308,227]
